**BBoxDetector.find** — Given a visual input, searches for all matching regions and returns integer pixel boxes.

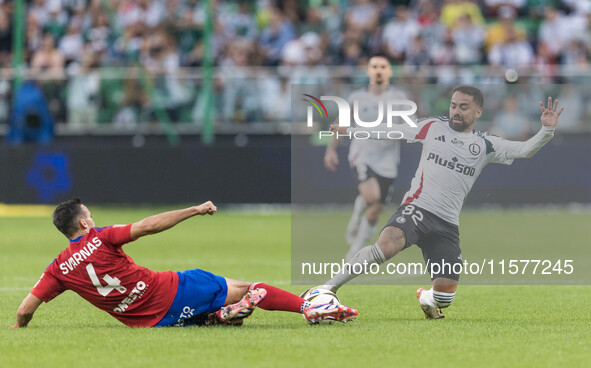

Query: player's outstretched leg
[303,304,358,324]
[217,282,359,325]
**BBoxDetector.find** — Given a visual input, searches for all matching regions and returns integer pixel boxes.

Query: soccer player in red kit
[12,199,358,327]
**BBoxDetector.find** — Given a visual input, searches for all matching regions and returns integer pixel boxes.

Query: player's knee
[224,278,249,305]
[377,226,405,258]
[365,205,382,223]
[364,195,380,208]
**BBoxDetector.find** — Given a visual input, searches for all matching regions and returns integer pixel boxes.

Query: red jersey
[30,225,179,327]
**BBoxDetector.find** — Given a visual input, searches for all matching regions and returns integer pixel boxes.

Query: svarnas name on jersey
[59,237,103,275]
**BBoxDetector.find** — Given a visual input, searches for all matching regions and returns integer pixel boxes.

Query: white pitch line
[0,287,32,292]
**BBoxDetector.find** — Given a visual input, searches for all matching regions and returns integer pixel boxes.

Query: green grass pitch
[1,207,590,368]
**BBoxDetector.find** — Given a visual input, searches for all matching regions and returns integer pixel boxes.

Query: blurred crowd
[0,0,589,70]
[1,0,591,133]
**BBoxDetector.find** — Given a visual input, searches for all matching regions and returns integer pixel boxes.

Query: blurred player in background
[324,54,409,261]
[321,86,563,319]
[12,199,358,328]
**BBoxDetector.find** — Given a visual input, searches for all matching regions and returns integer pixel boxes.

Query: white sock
[353,195,367,216]
[346,217,378,261]
[432,290,455,308]
[346,195,368,244]
[323,243,387,292]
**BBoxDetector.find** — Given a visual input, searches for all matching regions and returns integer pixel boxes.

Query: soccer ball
[301,288,340,306]
[301,288,341,325]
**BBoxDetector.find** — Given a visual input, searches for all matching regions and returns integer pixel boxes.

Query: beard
[450,115,472,132]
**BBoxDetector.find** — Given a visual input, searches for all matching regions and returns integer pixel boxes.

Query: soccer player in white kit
[324,54,408,260]
[320,86,563,319]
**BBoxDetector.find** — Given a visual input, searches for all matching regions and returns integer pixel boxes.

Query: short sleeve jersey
[30,225,178,327]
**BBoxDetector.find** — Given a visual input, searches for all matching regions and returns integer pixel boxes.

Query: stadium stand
[0,0,589,132]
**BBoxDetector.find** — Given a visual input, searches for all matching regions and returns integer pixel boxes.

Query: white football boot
[416,288,445,319]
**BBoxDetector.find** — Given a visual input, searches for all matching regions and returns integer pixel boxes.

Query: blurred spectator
[538,6,572,61]
[440,0,485,29]
[300,6,326,36]
[67,47,100,129]
[382,5,420,63]
[86,12,111,57]
[432,29,456,66]
[342,41,365,67]
[221,1,258,41]
[43,0,68,41]
[282,31,322,67]
[417,0,446,54]
[278,0,302,27]
[59,23,84,65]
[221,39,259,123]
[553,84,584,132]
[484,6,527,52]
[488,26,534,68]
[336,24,368,64]
[375,0,395,26]
[491,96,530,140]
[346,0,379,33]
[259,75,290,122]
[532,43,558,83]
[174,8,202,62]
[452,14,485,64]
[259,8,295,66]
[561,40,590,67]
[142,29,190,114]
[113,72,148,129]
[31,33,65,76]
[113,22,145,63]
[404,34,431,70]
[27,13,43,54]
[29,0,50,27]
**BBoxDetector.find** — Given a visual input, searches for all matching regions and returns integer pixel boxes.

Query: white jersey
[349,117,555,225]
[347,87,408,178]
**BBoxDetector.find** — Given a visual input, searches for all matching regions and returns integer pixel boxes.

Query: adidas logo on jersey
[434,135,446,142]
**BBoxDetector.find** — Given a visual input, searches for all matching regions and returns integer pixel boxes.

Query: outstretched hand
[196,201,217,215]
[539,97,564,128]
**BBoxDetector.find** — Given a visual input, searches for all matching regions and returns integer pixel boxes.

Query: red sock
[248,282,305,313]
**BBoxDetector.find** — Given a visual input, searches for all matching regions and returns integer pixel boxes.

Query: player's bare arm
[12,293,42,327]
[130,201,217,240]
[324,126,340,172]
